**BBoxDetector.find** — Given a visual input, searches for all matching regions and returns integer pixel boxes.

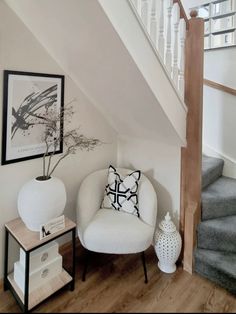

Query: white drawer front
[14,254,62,293]
[20,241,59,271]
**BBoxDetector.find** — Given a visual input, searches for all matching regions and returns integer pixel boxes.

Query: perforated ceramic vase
[154,212,182,273]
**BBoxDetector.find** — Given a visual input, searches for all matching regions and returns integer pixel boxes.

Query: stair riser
[198,228,236,253]
[202,159,224,189]
[202,200,236,221]
[195,258,236,295]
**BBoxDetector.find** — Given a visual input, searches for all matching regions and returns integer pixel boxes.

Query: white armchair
[76,168,158,283]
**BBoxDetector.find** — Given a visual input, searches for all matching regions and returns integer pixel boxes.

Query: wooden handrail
[173,0,189,29]
[204,79,236,96]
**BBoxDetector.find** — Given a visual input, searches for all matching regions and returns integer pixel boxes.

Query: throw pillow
[102,165,141,217]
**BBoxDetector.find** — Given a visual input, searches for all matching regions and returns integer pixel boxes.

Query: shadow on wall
[119,160,180,228]
[203,87,236,161]
[144,169,179,227]
[122,163,178,228]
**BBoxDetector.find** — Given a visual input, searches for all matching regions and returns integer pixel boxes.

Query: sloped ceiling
[5,0,186,145]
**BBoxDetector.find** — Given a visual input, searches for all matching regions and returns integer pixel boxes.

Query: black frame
[2,70,65,165]
[4,225,76,313]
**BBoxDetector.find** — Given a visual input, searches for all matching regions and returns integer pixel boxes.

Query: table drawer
[14,254,62,293]
[20,241,59,271]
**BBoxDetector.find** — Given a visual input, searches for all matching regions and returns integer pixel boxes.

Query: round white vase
[18,177,66,232]
[154,212,182,274]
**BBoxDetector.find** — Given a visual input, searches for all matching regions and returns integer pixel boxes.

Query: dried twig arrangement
[12,86,101,180]
[40,101,101,180]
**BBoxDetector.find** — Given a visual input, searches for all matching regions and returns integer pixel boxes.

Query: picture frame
[40,215,65,240]
[2,70,64,165]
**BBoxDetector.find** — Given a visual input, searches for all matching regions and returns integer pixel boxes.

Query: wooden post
[181,10,204,274]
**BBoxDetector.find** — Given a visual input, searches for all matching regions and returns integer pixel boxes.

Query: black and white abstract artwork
[2,70,64,165]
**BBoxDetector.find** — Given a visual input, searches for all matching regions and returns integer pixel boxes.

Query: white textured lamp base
[158,261,176,274]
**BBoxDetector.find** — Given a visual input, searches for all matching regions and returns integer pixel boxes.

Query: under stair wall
[98,0,187,144]
[118,135,182,227]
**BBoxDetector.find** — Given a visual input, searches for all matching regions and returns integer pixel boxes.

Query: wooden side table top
[5,217,76,251]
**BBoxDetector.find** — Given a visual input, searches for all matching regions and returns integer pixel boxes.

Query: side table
[4,216,76,312]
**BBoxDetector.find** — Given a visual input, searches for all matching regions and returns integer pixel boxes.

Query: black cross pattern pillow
[102,165,141,217]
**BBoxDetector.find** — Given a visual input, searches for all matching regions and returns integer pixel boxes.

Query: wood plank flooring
[0,242,236,313]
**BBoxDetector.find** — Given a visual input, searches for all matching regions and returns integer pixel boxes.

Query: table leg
[24,251,30,312]
[4,228,9,291]
[70,228,76,291]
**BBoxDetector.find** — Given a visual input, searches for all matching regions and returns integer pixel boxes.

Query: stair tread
[202,176,236,220]
[202,155,224,189]
[195,248,236,279]
[198,215,236,253]
[199,214,236,230]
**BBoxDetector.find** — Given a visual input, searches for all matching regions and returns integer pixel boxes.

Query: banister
[173,0,189,29]
[204,79,236,97]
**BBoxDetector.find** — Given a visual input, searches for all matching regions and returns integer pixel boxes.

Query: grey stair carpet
[197,215,236,253]
[202,176,236,220]
[195,248,236,295]
[195,155,236,295]
[202,155,224,189]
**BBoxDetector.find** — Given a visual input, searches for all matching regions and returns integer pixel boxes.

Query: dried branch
[40,102,102,179]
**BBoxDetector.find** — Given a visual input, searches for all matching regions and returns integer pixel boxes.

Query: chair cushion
[102,165,141,217]
[83,208,154,254]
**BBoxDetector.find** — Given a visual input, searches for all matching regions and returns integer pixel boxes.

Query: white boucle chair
[76,168,158,283]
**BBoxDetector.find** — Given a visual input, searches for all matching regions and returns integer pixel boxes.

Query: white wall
[203,47,236,165]
[118,136,181,228]
[204,48,236,88]
[0,1,117,278]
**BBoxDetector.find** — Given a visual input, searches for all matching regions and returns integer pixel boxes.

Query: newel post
[181,10,204,274]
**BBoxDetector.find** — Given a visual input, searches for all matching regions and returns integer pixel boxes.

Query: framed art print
[2,70,64,165]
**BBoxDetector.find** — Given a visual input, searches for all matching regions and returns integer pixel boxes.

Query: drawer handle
[41,268,49,278]
[41,252,49,262]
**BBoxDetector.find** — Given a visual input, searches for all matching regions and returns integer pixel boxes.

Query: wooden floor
[1,243,236,313]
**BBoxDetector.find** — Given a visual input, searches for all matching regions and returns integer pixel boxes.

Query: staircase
[195,155,236,294]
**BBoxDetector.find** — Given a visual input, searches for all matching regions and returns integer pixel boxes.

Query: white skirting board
[203,144,236,179]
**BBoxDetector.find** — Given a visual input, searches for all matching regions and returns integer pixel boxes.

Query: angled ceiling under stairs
[5,0,187,146]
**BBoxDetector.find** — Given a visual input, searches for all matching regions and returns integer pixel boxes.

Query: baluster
[158,0,165,59]
[132,0,138,8]
[179,18,186,97]
[150,0,158,46]
[172,3,180,86]
[165,0,173,74]
[141,0,151,31]
[132,0,141,16]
